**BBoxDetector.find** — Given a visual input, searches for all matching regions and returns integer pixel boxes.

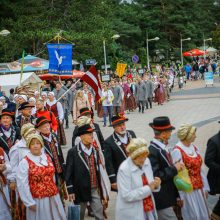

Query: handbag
[67,203,80,220]
[174,167,193,193]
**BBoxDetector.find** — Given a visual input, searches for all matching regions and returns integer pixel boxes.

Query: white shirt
[102,90,114,106]
[152,138,169,153]
[42,133,52,142]
[81,142,93,156]
[116,133,128,144]
[2,127,11,138]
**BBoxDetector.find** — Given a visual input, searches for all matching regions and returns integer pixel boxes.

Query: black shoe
[65,125,69,129]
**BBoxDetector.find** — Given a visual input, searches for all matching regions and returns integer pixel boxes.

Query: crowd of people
[0,66,219,220]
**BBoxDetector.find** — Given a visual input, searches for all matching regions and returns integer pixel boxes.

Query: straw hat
[177,123,196,141]
[127,138,149,160]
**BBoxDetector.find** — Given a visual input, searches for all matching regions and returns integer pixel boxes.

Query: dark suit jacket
[15,115,35,129]
[148,141,178,210]
[72,123,104,149]
[104,130,136,184]
[41,132,66,179]
[65,143,101,203]
[0,126,21,156]
[205,131,220,194]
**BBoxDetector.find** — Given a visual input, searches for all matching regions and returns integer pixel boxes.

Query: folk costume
[15,102,35,129]
[154,81,166,105]
[122,82,135,111]
[116,139,159,220]
[46,93,66,145]
[172,142,210,220]
[72,108,105,150]
[0,109,21,156]
[148,117,179,220]
[17,134,66,220]
[8,124,35,220]
[171,123,210,220]
[0,147,12,220]
[104,116,136,187]
[66,124,110,220]
[35,117,67,201]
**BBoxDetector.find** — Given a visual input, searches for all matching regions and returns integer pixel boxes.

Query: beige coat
[72,97,90,121]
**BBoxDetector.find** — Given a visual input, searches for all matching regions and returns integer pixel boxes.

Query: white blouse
[171,141,210,191]
[16,152,49,207]
[46,100,64,120]
[8,138,29,181]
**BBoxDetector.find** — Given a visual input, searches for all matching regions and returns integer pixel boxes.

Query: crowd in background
[0,59,219,220]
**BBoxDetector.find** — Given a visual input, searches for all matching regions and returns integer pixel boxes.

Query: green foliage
[0,0,220,66]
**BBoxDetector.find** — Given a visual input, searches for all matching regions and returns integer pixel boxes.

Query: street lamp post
[0,29,10,62]
[146,34,159,70]
[103,34,120,75]
[181,36,191,66]
[203,37,212,60]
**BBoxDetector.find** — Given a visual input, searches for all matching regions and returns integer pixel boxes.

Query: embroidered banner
[47,43,73,75]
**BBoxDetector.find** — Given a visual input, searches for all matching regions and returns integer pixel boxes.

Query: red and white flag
[81,65,102,101]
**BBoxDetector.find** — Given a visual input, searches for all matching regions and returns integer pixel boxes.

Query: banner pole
[56,78,80,103]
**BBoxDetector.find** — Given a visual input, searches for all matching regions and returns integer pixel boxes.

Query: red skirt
[126,95,137,110]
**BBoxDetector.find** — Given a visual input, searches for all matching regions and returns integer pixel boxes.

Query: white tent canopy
[206,47,218,54]
[0,72,43,96]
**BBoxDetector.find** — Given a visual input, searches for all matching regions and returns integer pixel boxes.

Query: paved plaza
[63,76,220,219]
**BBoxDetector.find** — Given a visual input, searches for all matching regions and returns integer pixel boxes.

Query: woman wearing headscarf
[46,92,66,145]
[8,123,36,220]
[171,124,210,220]
[28,97,36,117]
[116,138,161,220]
[17,134,66,220]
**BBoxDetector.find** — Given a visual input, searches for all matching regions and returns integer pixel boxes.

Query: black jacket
[15,115,35,129]
[72,123,104,149]
[0,126,21,156]
[148,141,179,210]
[205,131,220,195]
[41,132,66,179]
[65,143,101,203]
[104,130,136,184]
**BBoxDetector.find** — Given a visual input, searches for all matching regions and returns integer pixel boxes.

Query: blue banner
[47,43,73,75]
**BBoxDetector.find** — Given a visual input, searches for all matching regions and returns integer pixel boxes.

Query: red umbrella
[39,70,85,80]
[183,49,207,57]
[182,51,192,57]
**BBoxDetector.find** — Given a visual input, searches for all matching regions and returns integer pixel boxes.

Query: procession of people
[0,69,219,220]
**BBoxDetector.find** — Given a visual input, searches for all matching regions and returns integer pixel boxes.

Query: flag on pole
[20,50,25,85]
[81,65,102,101]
